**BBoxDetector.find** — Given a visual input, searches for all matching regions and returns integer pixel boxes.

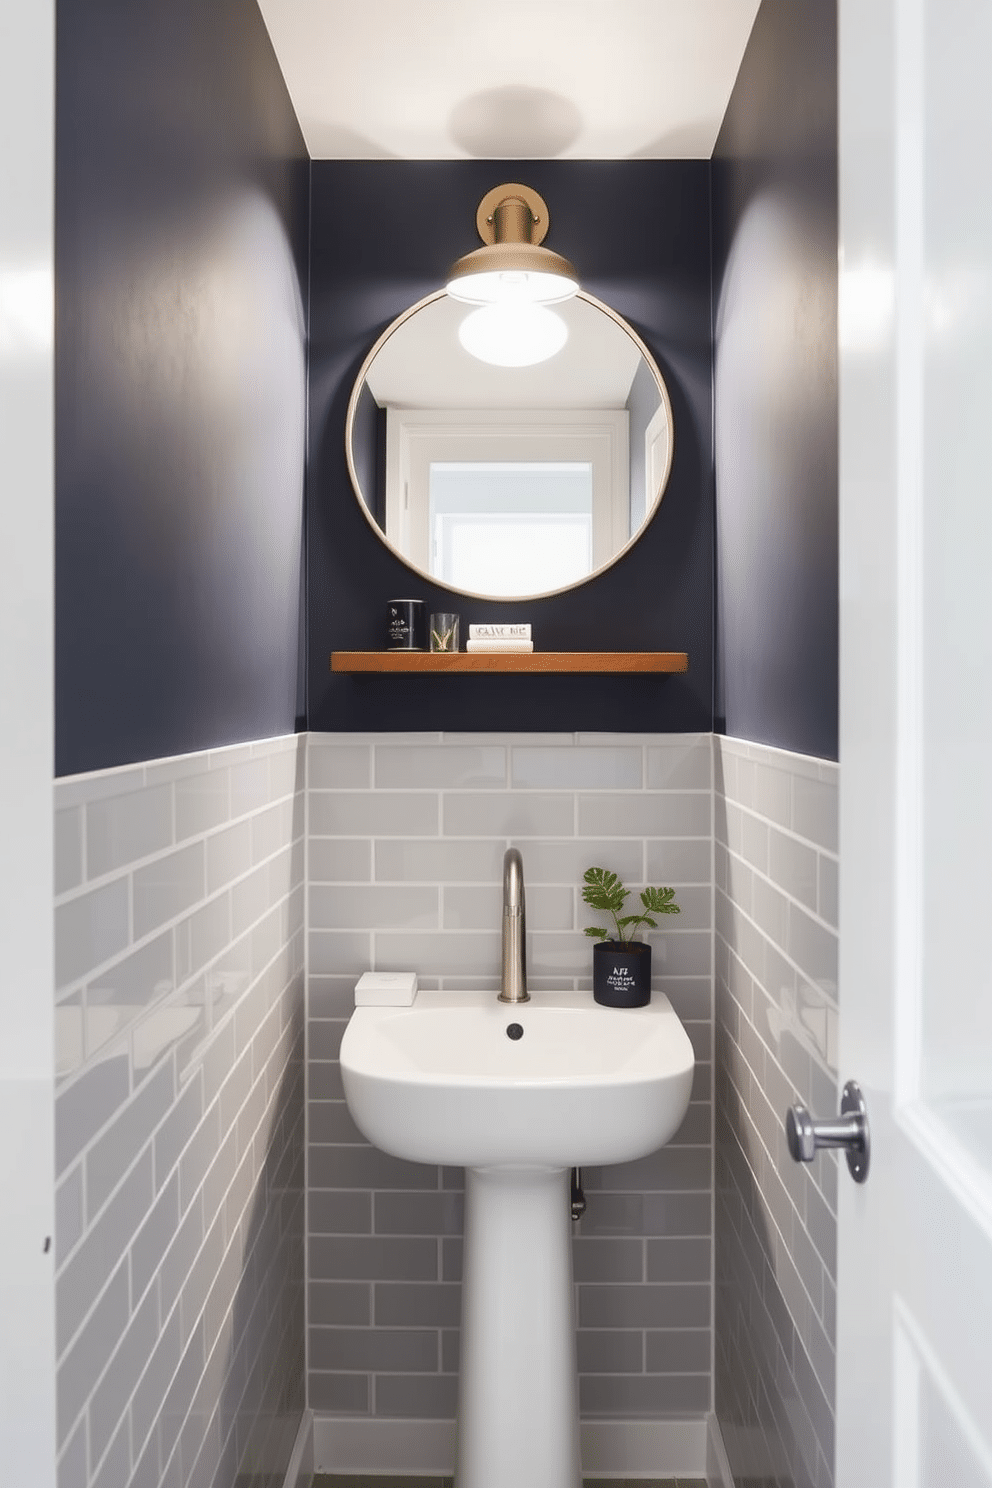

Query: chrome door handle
[786,1079,870,1184]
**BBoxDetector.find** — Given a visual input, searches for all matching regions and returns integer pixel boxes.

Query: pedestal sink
[340,989,695,1488]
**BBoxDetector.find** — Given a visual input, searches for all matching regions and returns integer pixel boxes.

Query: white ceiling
[366,295,643,408]
[255,0,762,160]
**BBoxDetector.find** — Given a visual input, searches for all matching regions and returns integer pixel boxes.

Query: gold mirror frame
[344,288,675,603]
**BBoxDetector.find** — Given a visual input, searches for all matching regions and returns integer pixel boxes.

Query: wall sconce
[446,183,579,306]
[447,184,578,365]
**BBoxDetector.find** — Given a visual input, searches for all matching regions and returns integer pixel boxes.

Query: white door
[0,0,57,1479]
[837,0,992,1482]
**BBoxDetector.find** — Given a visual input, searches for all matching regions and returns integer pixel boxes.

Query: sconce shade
[446,183,579,306]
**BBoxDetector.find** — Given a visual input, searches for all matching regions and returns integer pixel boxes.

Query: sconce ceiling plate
[476,183,550,245]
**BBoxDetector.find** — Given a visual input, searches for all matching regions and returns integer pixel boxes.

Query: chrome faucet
[499,847,529,1003]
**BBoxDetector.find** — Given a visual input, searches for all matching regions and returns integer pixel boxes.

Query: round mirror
[345,289,674,601]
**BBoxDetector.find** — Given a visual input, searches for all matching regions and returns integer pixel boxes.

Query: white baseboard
[312,1415,711,1478]
[283,1410,314,1488]
[706,1412,735,1488]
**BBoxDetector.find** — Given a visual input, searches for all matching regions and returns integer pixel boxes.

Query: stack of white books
[466,623,533,654]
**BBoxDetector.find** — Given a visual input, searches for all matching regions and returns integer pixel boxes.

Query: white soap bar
[355,971,418,1006]
[465,639,534,653]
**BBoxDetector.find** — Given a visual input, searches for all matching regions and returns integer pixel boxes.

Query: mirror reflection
[346,290,674,600]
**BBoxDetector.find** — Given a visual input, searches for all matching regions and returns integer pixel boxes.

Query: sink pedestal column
[456,1165,581,1488]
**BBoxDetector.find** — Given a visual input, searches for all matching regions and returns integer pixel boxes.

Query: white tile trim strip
[706,1412,735,1488]
[282,1410,313,1488]
[311,1415,711,1477]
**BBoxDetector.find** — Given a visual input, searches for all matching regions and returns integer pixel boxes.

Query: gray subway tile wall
[53,736,306,1488]
[713,738,839,1488]
[306,732,714,1425]
[49,726,841,1484]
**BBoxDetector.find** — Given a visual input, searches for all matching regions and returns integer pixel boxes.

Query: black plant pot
[592,940,652,1008]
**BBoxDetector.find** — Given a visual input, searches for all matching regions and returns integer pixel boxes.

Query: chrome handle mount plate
[786,1079,870,1184]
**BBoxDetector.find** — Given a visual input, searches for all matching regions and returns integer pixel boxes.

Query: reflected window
[429,461,592,594]
[387,409,628,595]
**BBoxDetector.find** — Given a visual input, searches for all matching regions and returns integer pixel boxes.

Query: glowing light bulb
[457,303,568,367]
[446,268,578,306]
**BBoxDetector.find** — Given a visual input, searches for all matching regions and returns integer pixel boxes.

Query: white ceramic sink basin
[340,988,695,1169]
[342,986,697,1488]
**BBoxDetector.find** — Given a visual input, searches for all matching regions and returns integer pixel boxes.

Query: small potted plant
[582,867,681,1007]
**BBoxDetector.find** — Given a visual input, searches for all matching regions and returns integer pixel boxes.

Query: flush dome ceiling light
[446,183,579,306]
[458,301,569,367]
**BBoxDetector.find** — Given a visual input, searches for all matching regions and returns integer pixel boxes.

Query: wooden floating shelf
[331,651,688,675]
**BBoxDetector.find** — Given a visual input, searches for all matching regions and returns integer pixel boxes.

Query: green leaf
[582,867,681,948]
[619,913,658,930]
[581,866,627,914]
[641,886,680,915]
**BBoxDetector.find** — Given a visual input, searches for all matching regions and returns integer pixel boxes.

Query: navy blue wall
[711,0,839,760]
[307,161,713,734]
[55,7,835,761]
[55,0,310,775]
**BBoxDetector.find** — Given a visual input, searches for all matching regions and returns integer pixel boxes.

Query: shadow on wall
[447,86,583,157]
[57,183,308,775]
[713,185,838,764]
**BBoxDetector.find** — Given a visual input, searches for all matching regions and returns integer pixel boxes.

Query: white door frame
[0,0,57,1480]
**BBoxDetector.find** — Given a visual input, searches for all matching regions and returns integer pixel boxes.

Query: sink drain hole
[506,1023,524,1040]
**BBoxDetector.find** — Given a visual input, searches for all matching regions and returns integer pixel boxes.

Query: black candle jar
[387,599,426,650]
[592,940,652,1008]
